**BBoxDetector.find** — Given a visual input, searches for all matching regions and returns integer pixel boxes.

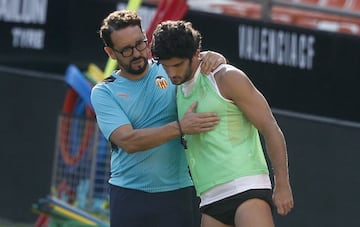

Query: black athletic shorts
[200,189,273,225]
[109,184,201,227]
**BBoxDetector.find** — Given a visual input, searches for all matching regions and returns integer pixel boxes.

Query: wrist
[176,120,188,149]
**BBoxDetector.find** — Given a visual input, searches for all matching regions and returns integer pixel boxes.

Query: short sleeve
[90,83,130,140]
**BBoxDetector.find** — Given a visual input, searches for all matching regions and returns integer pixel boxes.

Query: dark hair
[151,20,202,60]
[99,10,142,48]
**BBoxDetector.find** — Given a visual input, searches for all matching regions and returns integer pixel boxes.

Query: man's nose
[166,68,176,77]
[132,48,141,57]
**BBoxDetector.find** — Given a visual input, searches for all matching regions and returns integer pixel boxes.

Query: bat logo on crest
[155,76,168,89]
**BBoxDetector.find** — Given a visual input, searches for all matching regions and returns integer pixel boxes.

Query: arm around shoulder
[109,121,181,153]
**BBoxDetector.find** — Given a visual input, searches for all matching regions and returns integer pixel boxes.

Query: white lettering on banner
[0,0,48,24]
[12,27,45,49]
[239,25,315,70]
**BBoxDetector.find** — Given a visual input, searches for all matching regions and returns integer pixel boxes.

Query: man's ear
[104,46,117,60]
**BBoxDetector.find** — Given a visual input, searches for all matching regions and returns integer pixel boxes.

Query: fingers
[197,118,219,132]
[200,58,224,75]
[180,111,220,134]
[199,50,208,60]
[277,201,294,216]
[199,51,226,74]
[199,52,212,74]
[200,61,211,75]
[274,194,294,216]
[272,185,294,216]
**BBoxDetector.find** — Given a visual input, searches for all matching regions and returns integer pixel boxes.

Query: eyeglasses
[112,39,148,57]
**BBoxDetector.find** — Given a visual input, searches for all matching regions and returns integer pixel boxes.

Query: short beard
[119,56,148,75]
[180,59,193,84]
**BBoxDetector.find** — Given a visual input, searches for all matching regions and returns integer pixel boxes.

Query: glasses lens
[121,47,133,57]
[136,41,147,51]
[118,40,147,57]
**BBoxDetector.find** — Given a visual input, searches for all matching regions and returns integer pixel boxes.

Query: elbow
[122,145,140,154]
[110,139,140,154]
[116,143,140,154]
[110,131,141,154]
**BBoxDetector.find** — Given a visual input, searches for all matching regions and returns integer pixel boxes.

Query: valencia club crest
[155,76,168,89]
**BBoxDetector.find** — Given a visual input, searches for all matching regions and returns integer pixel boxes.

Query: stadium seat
[210,2,261,19]
[163,0,360,36]
[288,0,320,5]
[272,5,360,35]
[318,0,346,8]
[336,21,360,34]
[272,12,295,24]
[344,0,360,10]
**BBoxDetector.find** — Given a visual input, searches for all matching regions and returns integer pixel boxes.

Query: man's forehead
[111,26,144,45]
[160,58,186,66]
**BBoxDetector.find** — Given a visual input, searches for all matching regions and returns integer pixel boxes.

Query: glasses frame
[112,38,148,57]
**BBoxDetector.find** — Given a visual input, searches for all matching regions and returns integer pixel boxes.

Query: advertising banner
[185,11,360,122]
[1,0,359,121]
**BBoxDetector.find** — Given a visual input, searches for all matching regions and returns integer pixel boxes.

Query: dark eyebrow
[160,59,186,68]
[118,38,146,50]
[165,60,185,67]
[173,60,186,67]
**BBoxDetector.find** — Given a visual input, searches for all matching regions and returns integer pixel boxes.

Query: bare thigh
[235,198,274,227]
[201,213,233,227]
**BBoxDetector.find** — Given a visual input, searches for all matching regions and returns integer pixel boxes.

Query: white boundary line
[273,108,360,128]
[0,65,64,82]
[1,65,359,128]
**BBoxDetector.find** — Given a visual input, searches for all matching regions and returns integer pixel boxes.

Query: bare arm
[217,67,294,216]
[110,102,219,153]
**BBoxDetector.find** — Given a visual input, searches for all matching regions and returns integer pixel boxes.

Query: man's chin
[129,67,146,75]
[129,62,148,74]
[171,79,182,85]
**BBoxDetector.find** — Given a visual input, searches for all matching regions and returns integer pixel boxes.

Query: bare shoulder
[215,64,250,85]
[214,64,255,100]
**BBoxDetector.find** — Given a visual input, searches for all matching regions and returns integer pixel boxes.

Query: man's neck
[190,59,201,79]
[182,61,201,95]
